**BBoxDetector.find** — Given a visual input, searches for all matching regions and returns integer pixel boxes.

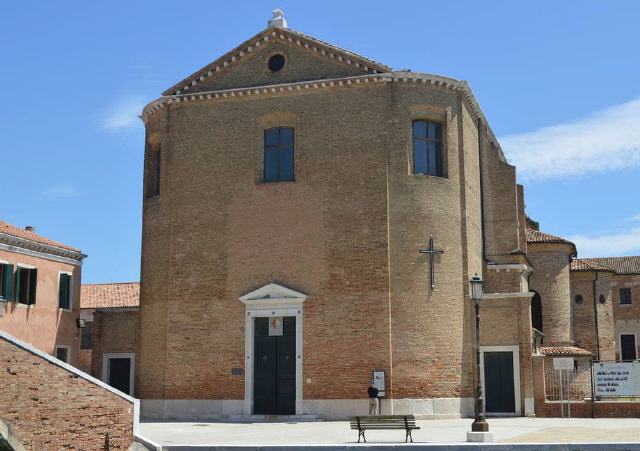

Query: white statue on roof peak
[268,8,288,29]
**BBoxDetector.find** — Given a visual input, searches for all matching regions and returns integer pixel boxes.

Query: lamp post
[469,274,489,434]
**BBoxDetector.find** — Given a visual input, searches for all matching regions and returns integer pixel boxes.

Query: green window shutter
[14,268,22,303]
[58,274,68,308]
[0,264,13,301]
[4,264,14,301]
[28,268,37,305]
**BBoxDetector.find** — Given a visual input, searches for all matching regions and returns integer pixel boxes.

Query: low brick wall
[0,331,137,449]
[533,355,640,418]
[536,400,640,418]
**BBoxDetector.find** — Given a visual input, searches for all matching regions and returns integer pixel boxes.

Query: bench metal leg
[405,429,413,443]
[358,429,366,443]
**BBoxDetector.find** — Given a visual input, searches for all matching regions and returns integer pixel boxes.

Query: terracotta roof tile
[81,283,140,309]
[526,228,574,246]
[587,256,640,275]
[0,220,81,253]
[541,346,593,357]
[571,258,616,273]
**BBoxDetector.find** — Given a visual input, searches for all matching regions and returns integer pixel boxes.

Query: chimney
[268,8,287,28]
[25,226,35,232]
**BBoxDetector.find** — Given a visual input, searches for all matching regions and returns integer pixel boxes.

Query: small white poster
[268,316,283,336]
[373,370,386,398]
[594,361,640,397]
[553,357,574,371]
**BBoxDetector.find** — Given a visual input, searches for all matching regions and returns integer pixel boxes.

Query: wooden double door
[253,317,296,415]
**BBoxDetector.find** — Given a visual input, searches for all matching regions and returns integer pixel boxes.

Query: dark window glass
[58,273,71,309]
[0,264,14,301]
[620,334,637,360]
[146,145,161,199]
[575,295,583,305]
[81,322,93,350]
[412,120,444,177]
[268,54,286,72]
[55,347,69,363]
[620,288,632,305]
[264,127,294,182]
[15,267,36,305]
[0,265,4,300]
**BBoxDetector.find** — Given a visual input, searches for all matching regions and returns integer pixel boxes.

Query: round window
[268,54,286,72]
[575,295,583,305]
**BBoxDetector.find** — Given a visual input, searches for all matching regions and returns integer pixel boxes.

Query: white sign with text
[594,362,640,397]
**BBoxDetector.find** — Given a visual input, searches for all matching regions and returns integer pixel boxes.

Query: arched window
[264,127,294,182]
[412,120,443,177]
[531,291,543,333]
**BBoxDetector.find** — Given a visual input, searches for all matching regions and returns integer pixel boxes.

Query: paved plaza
[138,417,640,449]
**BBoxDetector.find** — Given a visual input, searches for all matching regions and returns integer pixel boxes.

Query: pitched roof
[541,346,593,357]
[163,27,391,96]
[0,220,82,253]
[587,256,640,275]
[81,282,140,309]
[526,228,573,246]
[571,258,616,273]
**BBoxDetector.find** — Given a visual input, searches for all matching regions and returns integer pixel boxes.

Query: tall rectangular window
[15,267,37,305]
[0,263,14,301]
[412,120,443,177]
[81,321,93,350]
[58,273,72,309]
[620,288,632,305]
[264,127,294,182]
[146,146,161,199]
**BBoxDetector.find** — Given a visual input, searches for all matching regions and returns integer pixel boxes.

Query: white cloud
[500,97,640,181]
[100,95,148,132]
[626,213,640,222]
[569,227,640,257]
[42,183,78,199]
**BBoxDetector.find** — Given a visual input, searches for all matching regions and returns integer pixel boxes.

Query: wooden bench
[349,415,420,443]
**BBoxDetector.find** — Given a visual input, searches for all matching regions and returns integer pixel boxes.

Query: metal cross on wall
[418,236,445,289]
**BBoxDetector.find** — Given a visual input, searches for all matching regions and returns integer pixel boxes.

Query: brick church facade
[135,14,639,419]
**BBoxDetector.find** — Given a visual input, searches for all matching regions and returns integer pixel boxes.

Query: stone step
[226,414,324,422]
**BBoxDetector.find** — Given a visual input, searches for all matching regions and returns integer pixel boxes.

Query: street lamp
[469,274,490,437]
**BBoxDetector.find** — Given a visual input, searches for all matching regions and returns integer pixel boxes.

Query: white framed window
[58,272,73,310]
[55,345,70,363]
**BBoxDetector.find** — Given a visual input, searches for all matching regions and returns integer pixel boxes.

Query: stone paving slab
[137,417,640,450]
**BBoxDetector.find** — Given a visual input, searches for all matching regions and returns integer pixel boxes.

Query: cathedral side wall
[528,243,573,345]
[138,111,172,399]
[386,84,476,402]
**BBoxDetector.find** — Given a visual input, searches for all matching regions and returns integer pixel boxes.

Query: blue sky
[2,1,639,283]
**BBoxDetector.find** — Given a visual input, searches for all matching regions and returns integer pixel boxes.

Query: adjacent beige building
[0,220,85,367]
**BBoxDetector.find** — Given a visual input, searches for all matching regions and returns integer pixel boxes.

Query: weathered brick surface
[528,243,574,345]
[0,336,133,450]
[91,310,139,383]
[570,272,616,360]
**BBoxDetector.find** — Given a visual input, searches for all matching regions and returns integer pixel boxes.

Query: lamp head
[469,274,484,303]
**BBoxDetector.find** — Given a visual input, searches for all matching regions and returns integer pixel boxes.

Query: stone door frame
[479,345,521,416]
[239,283,306,415]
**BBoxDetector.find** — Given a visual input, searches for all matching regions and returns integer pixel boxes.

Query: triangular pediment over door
[239,283,307,309]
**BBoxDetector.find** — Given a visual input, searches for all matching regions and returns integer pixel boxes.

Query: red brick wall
[0,335,134,449]
[532,354,640,418]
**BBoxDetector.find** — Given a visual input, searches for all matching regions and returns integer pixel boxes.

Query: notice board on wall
[594,361,640,397]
